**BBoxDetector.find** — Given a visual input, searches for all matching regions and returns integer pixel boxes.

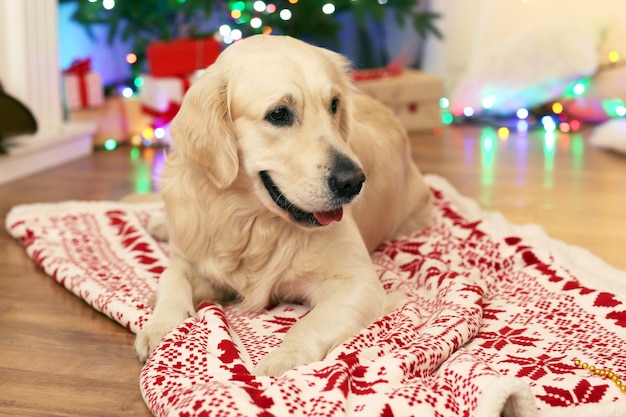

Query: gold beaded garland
[573,359,626,393]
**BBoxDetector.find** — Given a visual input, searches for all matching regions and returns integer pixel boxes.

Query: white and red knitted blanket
[6,175,626,417]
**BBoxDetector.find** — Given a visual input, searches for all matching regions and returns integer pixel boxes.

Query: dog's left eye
[330,97,339,115]
[266,106,293,127]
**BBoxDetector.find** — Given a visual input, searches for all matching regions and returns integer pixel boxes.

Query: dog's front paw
[253,346,314,377]
[134,312,192,362]
[135,322,170,362]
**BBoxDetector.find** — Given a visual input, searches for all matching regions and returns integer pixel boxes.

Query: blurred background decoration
[58,0,443,151]
[60,0,441,85]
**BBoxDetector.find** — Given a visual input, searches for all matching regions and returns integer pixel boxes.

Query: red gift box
[147,37,221,77]
[139,73,199,129]
[63,58,105,110]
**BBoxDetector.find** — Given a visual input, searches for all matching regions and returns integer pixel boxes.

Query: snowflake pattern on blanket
[5,175,626,417]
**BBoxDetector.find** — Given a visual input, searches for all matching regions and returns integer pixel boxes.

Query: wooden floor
[0,124,624,416]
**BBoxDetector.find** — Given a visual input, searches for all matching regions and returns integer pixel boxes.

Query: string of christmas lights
[216,0,341,44]
[440,59,626,134]
[116,62,625,151]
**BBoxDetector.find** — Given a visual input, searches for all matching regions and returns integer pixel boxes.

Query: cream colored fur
[134,35,433,376]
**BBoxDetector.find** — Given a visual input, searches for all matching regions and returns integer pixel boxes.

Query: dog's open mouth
[259,171,343,227]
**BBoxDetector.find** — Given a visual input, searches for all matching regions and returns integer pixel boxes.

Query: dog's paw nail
[134,323,171,362]
[134,330,159,362]
[134,336,151,363]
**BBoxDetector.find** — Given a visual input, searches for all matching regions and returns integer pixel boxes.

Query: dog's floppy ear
[170,63,238,189]
[321,48,356,143]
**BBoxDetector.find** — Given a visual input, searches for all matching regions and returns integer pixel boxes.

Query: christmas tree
[61,0,441,72]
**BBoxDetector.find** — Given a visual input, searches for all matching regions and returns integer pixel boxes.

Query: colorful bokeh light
[516,108,529,119]
[322,3,335,14]
[125,53,137,64]
[103,139,118,151]
[482,94,496,109]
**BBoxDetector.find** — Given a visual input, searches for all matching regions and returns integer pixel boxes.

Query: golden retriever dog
[134,34,433,376]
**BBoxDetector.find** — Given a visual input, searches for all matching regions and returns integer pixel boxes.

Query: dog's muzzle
[259,157,365,227]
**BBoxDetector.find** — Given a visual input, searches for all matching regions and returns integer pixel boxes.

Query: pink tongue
[313,207,343,226]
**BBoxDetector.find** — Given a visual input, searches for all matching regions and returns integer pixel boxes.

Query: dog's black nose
[328,154,366,200]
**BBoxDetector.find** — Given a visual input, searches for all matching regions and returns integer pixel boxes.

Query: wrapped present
[139,73,201,129]
[68,96,146,147]
[63,58,105,111]
[356,69,444,132]
[147,37,221,77]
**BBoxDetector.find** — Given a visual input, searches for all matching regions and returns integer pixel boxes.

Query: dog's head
[170,35,365,228]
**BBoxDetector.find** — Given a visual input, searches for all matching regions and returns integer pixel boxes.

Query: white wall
[0,0,62,134]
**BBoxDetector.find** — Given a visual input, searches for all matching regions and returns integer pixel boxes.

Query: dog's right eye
[266,106,293,127]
